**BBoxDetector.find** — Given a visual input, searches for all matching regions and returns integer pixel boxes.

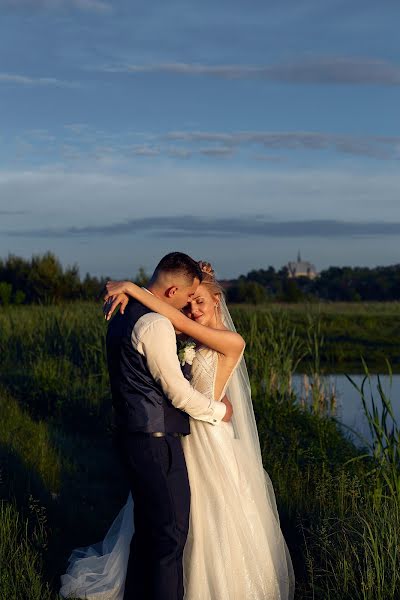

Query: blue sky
[1,0,400,279]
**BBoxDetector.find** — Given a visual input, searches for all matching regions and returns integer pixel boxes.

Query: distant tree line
[0,253,106,305]
[1,252,400,305]
[0,253,150,306]
[226,265,400,304]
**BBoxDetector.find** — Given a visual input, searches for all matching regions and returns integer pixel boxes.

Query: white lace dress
[60,345,294,600]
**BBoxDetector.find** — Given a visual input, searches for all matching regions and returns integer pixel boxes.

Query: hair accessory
[198,261,215,278]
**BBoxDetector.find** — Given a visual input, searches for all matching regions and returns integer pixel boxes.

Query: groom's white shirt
[131,301,226,425]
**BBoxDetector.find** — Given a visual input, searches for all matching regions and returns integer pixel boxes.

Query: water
[293,374,400,446]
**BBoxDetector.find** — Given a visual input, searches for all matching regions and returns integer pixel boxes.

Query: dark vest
[106,299,190,435]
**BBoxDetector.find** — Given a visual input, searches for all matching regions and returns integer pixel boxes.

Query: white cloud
[0,72,77,87]
[132,145,160,157]
[10,127,400,165]
[101,58,400,86]
[167,147,192,159]
[0,0,111,13]
[64,123,90,135]
[165,131,400,160]
[199,147,234,157]
[71,0,111,13]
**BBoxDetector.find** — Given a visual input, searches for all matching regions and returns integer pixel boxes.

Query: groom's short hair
[152,252,203,284]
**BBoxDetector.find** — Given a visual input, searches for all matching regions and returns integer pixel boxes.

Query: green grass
[0,501,53,600]
[0,390,61,496]
[0,303,110,431]
[0,302,400,599]
[255,392,400,599]
[230,302,400,373]
[235,301,400,315]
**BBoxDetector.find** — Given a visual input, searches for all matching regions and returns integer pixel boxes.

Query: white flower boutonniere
[177,340,196,366]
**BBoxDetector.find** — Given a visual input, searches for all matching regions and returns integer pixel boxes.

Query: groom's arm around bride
[131,311,231,424]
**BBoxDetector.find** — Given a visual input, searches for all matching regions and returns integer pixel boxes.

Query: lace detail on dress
[189,346,218,400]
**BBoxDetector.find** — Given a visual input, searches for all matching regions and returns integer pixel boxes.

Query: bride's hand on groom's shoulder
[105,280,131,297]
[103,283,130,321]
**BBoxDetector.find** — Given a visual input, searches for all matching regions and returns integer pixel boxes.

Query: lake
[293,374,400,446]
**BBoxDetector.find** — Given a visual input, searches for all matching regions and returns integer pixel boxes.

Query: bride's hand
[104,280,131,298]
[103,291,130,320]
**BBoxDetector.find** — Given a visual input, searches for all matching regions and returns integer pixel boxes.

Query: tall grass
[231,302,400,373]
[0,304,110,430]
[347,360,400,499]
[0,502,53,600]
[0,390,61,496]
[294,361,400,599]
[237,309,305,400]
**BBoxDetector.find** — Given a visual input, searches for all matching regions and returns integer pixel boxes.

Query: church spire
[297,250,301,262]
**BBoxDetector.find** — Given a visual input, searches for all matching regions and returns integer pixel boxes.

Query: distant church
[287,252,318,280]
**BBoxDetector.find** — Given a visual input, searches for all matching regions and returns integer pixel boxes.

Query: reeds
[346,359,400,499]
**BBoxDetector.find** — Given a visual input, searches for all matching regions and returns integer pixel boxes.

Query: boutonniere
[177,340,196,366]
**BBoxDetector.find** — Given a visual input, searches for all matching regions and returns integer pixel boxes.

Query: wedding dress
[60,300,295,600]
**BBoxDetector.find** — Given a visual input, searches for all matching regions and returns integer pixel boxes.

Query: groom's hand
[221,396,233,422]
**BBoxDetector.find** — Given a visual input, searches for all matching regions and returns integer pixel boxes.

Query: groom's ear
[165,286,178,298]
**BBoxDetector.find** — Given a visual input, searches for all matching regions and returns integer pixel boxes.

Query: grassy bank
[231,302,400,373]
[0,302,399,599]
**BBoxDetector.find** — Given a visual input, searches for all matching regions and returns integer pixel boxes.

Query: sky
[0,0,400,279]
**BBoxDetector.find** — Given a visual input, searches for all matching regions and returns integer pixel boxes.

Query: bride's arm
[105,281,245,358]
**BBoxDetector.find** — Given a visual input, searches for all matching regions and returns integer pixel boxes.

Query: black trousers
[115,432,191,600]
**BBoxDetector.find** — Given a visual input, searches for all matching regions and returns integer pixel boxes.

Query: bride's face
[183,284,218,327]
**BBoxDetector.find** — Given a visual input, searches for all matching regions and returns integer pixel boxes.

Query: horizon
[2,248,400,282]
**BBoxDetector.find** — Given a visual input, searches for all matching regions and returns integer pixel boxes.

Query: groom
[106,252,233,600]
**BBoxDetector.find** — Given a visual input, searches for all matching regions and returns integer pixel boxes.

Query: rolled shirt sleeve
[132,313,226,425]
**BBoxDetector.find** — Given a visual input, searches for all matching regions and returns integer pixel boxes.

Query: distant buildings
[287,252,318,280]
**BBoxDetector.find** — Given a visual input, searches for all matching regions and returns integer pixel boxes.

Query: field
[0,302,399,600]
[231,301,400,373]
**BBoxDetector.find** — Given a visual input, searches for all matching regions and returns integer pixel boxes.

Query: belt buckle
[151,432,182,438]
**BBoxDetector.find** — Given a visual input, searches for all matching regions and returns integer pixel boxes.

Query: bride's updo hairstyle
[198,261,225,300]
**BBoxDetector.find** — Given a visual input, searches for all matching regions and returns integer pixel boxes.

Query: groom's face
[168,276,200,310]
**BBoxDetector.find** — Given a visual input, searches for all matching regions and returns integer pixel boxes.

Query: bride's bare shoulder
[213,327,245,358]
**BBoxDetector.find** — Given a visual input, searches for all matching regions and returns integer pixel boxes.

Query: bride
[60,261,295,600]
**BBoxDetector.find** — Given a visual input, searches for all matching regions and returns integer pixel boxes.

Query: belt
[123,431,183,438]
[128,431,183,438]
[151,432,182,438]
